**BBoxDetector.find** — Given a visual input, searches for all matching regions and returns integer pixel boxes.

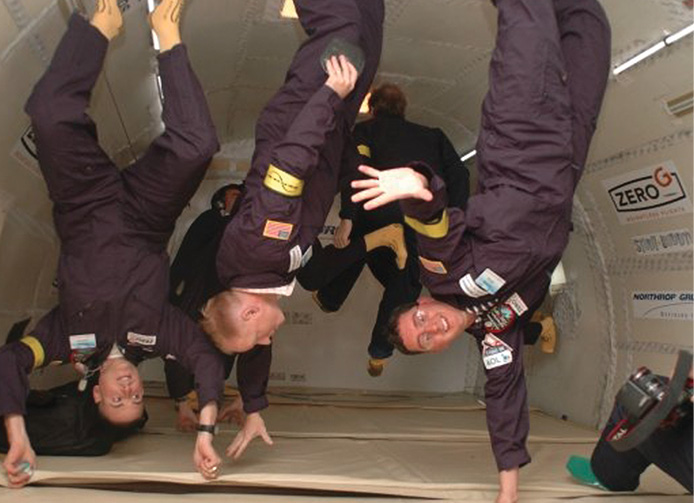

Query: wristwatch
[196,423,219,436]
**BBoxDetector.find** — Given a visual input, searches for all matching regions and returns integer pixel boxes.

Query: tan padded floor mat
[1,390,689,502]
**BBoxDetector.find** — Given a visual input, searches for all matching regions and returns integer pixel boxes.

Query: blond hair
[200,291,239,353]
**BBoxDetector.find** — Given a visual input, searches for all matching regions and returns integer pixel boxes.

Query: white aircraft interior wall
[0,0,691,430]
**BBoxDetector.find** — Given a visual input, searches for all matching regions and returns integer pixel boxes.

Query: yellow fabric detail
[357,144,371,158]
[263,164,304,197]
[404,210,449,239]
[20,336,45,369]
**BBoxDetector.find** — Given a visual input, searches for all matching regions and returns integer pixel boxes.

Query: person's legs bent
[590,404,651,491]
[638,416,693,493]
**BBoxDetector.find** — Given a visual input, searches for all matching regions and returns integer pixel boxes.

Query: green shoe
[566,455,606,490]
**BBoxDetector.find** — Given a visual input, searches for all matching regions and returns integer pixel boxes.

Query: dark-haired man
[0,0,226,486]
[313,82,469,376]
[352,0,611,501]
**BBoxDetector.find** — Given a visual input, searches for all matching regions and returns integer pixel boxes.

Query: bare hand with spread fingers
[325,55,358,99]
[351,165,433,210]
[226,412,274,460]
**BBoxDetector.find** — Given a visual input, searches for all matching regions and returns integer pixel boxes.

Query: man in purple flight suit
[202,0,385,353]
[0,0,227,487]
[352,0,611,501]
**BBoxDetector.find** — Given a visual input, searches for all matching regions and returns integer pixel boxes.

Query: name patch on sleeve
[263,219,293,240]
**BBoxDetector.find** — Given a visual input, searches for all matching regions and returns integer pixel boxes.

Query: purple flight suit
[401,0,611,470]
[216,0,384,288]
[0,14,225,418]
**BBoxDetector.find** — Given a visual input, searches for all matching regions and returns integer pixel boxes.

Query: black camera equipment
[607,349,692,452]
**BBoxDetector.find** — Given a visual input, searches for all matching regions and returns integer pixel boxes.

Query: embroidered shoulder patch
[263,164,304,197]
[419,256,447,274]
[263,219,293,240]
[484,304,516,334]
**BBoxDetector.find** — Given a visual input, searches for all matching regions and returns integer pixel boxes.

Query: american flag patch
[419,256,447,274]
[263,219,293,240]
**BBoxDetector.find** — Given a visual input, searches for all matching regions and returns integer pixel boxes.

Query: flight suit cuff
[243,395,269,414]
[195,386,223,410]
[495,448,531,472]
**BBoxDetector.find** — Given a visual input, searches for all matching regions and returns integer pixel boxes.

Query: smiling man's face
[397,297,475,353]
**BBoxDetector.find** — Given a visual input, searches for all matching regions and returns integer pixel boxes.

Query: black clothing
[0,381,145,457]
[591,398,693,493]
[317,114,470,358]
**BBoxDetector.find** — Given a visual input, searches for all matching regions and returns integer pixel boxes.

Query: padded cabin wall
[525,4,693,428]
[0,2,63,342]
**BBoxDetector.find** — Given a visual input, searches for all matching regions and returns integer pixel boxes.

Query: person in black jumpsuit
[313,83,470,376]
[0,0,226,486]
[204,0,384,353]
[352,0,611,501]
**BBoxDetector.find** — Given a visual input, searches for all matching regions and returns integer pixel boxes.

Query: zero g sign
[603,161,692,224]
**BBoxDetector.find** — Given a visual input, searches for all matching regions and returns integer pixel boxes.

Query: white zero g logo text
[608,166,687,213]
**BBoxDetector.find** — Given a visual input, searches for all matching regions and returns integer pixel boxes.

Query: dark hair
[368,83,407,118]
[386,301,423,355]
[96,407,148,439]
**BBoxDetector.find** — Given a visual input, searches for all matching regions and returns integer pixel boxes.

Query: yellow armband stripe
[20,336,45,369]
[404,210,449,239]
[263,164,304,197]
[357,144,371,158]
